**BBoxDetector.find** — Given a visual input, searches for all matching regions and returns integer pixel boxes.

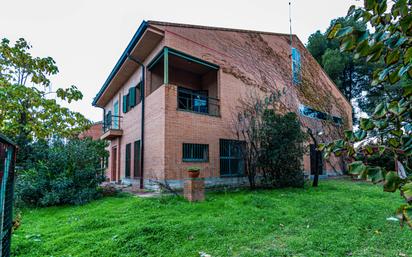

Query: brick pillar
[184,178,205,202]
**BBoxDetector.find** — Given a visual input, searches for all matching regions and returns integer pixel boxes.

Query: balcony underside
[101,129,123,140]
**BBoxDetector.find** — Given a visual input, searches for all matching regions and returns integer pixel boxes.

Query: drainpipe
[128,55,145,189]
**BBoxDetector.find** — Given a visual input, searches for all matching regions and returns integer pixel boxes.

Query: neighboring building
[92,21,352,188]
[78,122,103,140]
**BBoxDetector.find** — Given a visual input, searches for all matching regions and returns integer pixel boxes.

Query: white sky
[1,0,360,122]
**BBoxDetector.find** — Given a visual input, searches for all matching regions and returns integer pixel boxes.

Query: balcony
[101,115,123,140]
[148,47,220,116]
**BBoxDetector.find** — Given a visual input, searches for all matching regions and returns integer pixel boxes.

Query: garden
[11,180,412,256]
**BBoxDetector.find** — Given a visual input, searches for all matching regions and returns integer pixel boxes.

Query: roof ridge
[148,20,296,38]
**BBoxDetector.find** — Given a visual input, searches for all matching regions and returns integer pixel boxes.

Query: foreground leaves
[324,0,412,228]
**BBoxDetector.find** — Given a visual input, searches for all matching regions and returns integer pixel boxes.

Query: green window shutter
[122,95,128,113]
[129,87,136,107]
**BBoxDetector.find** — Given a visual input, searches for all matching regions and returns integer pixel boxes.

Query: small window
[182,143,209,162]
[292,47,301,84]
[299,105,342,125]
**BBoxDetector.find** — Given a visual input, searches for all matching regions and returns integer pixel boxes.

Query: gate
[0,134,17,257]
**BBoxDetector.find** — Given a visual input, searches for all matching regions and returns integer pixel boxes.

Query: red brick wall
[78,123,103,140]
[102,23,353,183]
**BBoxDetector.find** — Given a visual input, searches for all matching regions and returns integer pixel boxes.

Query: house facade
[92,21,352,189]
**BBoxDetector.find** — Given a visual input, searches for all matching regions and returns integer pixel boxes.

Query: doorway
[310,144,323,175]
[111,147,117,181]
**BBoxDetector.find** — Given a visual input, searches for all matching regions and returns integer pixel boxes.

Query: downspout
[128,56,145,189]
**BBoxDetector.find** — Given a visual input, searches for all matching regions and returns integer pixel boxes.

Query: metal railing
[177,87,220,116]
[103,115,123,132]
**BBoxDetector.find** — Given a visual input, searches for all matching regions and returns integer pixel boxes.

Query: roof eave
[92,20,148,107]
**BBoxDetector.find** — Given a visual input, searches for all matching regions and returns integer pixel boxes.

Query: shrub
[258,111,306,188]
[15,138,108,206]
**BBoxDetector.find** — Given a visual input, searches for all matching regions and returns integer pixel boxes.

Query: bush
[15,138,108,206]
[258,111,306,188]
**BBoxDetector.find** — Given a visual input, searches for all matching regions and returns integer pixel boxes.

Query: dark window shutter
[129,87,136,107]
[123,95,128,113]
[125,143,131,178]
[134,140,141,178]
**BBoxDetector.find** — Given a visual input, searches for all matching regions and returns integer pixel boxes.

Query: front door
[310,144,323,175]
[111,147,117,181]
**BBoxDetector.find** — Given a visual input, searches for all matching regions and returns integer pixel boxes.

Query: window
[182,143,209,162]
[133,140,141,178]
[292,47,301,84]
[299,105,342,125]
[113,101,119,129]
[125,143,131,178]
[220,139,245,177]
[178,87,209,114]
[123,83,142,113]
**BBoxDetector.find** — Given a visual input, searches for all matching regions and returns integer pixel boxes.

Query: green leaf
[388,138,400,148]
[404,47,412,65]
[335,27,354,38]
[349,161,366,175]
[401,83,412,97]
[401,183,412,202]
[385,50,400,65]
[378,146,386,155]
[379,67,391,81]
[354,130,367,141]
[367,166,384,183]
[347,5,356,16]
[360,118,375,130]
[400,15,412,35]
[390,129,403,137]
[317,143,325,151]
[340,36,356,52]
[373,102,387,118]
[388,68,401,84]
[364,145,374,155]
[344,131,355,141]
[365,0,377,10]
[327,23,342,39]
[399,64,411,77]
[384,171,401,192]
[388,101,405,115]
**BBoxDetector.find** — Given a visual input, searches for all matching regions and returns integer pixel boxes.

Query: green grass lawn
[12,180,412,257]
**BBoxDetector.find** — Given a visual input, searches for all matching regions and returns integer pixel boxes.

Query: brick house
[78,122,103,140]
[92,21,352,189]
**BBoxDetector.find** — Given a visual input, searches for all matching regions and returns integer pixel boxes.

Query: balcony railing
[103,115,122,132]
[177,87,220,116]
[101,115,123,140]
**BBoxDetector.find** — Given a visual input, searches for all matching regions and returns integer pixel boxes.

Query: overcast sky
[1,0,359,122]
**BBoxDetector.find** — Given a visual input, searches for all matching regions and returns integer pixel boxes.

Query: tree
[234,90,305,189]
[323,0,412,228]
[0,38,90,163]
[307,17,373,116]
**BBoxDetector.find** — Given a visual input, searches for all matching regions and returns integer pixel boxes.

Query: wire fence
[0,134,17,257]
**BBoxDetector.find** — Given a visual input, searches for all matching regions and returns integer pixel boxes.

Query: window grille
[182,143,209,162]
